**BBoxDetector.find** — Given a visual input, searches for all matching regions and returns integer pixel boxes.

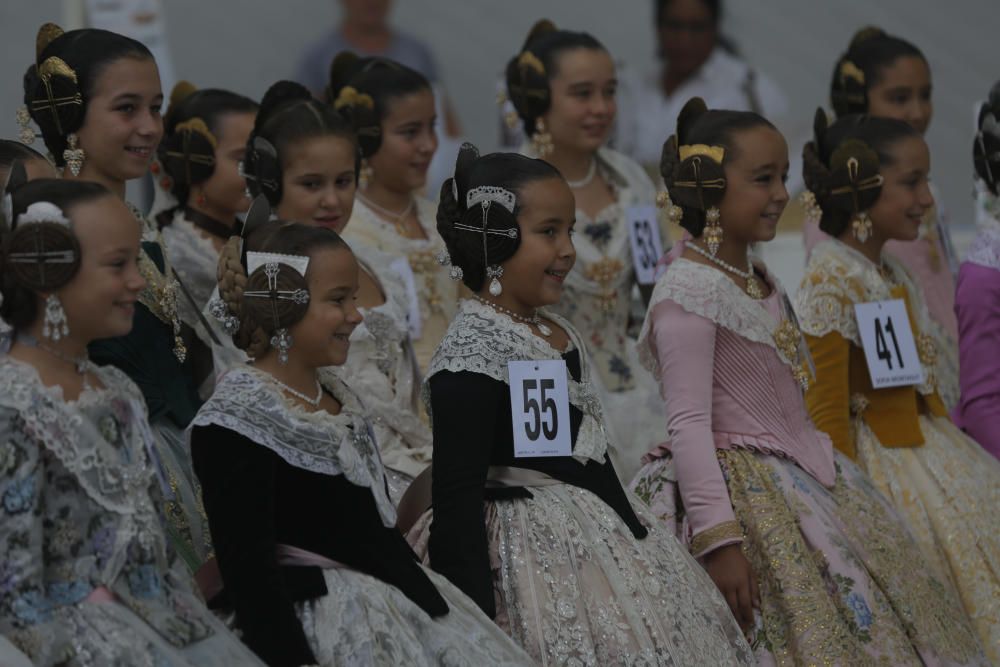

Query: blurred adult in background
[295,0,463,195]
[616,0,788,175]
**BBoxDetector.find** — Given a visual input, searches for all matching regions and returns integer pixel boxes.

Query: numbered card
[626,205,666,285]
[854,299,925,388]
[508,360,572,458]
[389,257,423,341]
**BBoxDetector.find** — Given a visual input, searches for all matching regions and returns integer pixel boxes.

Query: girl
[192,214,531,667]
[504,20,669,479]
[797,111,1000,662]
[20,22,212,573]
[408,143,754,665]
[155,82,258,313]
[219,80,431,499]
[329,53,458,371]
[804,27,960,408]
[629,98,986,665]
[953,81,1000,458]
[0,178,262,666]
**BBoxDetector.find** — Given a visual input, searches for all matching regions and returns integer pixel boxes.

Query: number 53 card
[854,299,925,389]
[508,360,572,458]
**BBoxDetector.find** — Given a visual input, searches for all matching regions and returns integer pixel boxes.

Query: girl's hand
[704,543,759,634]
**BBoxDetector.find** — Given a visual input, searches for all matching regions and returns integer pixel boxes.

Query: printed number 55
[523,378,558,441]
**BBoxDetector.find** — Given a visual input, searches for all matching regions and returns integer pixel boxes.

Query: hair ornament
[246,251,310,278]
[32,57,83,137]
[678,143,725,164]
[175,118,217,149]
[839,60,865,87]
[17,201,71,228]
[517,51,545,76]
[35,22,64,60]
[466,185,516,214]
[333,85,374,112]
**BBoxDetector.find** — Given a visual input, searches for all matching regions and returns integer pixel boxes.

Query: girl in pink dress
[630,97,985,665]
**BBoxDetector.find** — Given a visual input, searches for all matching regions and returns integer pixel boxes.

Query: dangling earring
[532,118,554,157]
[852,212,873,243]
[42,294,69,341]
[486,265,504,296]
[271,328,293,365]
[63,133,85,177]
[703,207,723,256]
[16,107,35,145]
[359,159,374,190]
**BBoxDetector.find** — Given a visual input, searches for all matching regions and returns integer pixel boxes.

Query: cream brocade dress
[797,240,1000,663]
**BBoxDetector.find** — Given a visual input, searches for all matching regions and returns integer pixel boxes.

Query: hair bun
[676,97,708,143]
[848,26,886,50]
[6,222,81,292]
[523,19,557,49]
[658,134,680,190]
[257,80,312,131]
[243,135,282,205]
[827,138,883,215]
[169,80,197,110]
[327,50,361,102]
[35,22,65,61]
[24,56,84,143]
[974,86,1000,195]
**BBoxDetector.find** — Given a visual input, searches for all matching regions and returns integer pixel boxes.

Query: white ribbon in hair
[16,201,71,227]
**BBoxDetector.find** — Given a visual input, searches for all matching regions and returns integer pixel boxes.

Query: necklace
[687,242,765,299]
[270,375,323,407]
[358,193,415,236]
[474,295,552,336]
[19,333,93,388]
[566,159,597,189]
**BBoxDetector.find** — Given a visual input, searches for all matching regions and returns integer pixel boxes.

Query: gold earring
[851,211,873,243]
[532,118,553,157]
[703,207,723,256]
[359,159,373,189]
[63,133,85,177]
[16,107,35,145]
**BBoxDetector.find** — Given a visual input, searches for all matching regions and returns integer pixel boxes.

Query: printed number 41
[874,316,904,370]
[522,378,558,441]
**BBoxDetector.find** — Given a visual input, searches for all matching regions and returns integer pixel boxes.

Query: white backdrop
[1,0,997,231]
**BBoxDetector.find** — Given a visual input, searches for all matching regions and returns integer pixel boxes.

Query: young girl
[192,214,531,666]
[406,143,754,665]
[504,20,668,479]
[0,178,262,666]
[328,53,459,371]
[217,80,431,499]
[155,82,258,313]
[953,81,1000,459]
[629,97,986,665]
[804,27,960,408]
[797,111,1000,662]
[20,22,212,573]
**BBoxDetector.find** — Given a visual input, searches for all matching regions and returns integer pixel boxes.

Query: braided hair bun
[974,81,1000,196]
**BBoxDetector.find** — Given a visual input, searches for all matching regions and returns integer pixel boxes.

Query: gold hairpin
[679,144,725,164]
[839,60,865,86]
[333,86,374,111]
[517,51,545,76]
[175,118,217,148]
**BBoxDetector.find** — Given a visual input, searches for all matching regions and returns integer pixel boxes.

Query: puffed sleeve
[954,262,1000,457]
[803,332,855,458]
[427,371,502,617]
[650,300,742,558]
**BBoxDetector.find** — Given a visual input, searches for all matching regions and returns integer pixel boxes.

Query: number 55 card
[508,359,572,458]
[854,299,925,389]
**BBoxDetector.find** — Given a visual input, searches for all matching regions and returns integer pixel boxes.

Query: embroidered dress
[0,356,263,666]
[629,257,985,665]
[190,366,532,667]
[407,298,754,666]
[798,239,1000,662]
[343,196,459,372]
[519,145,669,480]
[953,187,1000,458]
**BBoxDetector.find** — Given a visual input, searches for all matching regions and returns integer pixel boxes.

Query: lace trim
[965,226,1000,271]
[690,520,744,557]
[190,367,396,527]
[425,299,609,464]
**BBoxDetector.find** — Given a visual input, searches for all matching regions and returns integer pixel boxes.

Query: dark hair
[216,220,351,357]
[156,83,258,216]
[659,97,775,237]
[830,27,927,117]
[23,25,155,166]
[437,143,561,292]
[1,178,111,329]
[505,20,607,137]
[242,80,358,207]
[327,52,431,158]
[654,0,721,26]
[973,80,1000,196]
[803,111,920,236]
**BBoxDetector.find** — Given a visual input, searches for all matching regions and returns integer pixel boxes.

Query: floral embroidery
[2,475,35,514]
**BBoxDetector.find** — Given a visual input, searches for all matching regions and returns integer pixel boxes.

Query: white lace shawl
[424,299,609,464]
[190,367,396,527]
[967,188,1000,270]
[796,239,938,395]
[637,257,807,380]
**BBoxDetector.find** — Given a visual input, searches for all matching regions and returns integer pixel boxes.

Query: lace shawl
[638,258,808,381]
[967,189,1000,270]
[191,367,396,527]
[425,299,609,464]
[796,239,938,395]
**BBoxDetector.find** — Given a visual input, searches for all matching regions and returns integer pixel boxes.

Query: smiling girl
[629,98,985,665]
[504,20,669,479]
[192,213,532,667]
[329,53,459,371]
[405,142,754,665]
[0,178,263,666]
[797,112,1000,662]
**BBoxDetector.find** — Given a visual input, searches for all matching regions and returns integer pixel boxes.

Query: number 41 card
[508,359,572,458]
[854,299,925,389]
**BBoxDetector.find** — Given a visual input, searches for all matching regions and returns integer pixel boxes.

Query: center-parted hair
[437,143,561,292]
[829,27,926,118]
[242,81,358,207]
[504,20,607,137]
